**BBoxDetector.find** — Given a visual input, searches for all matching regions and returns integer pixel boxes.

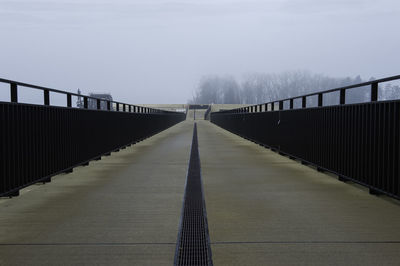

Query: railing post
[97,99,101,110]
[340,89,346,105]
[83,96,88,109]
[264,104,268,112]
[129,105,132,112]
[10,83,18,103]
[44,89,50,105]
[67,94,72,107]
[133,106,136,113]
[123,104,126,112]
[371,82,378,101]
[279,101,283,110]
[302,96,306,108]
[290,99,294,109]
[318,93,323,107]
[271,102,274,111]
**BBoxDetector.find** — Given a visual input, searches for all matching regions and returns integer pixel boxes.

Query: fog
[0,0,399,104]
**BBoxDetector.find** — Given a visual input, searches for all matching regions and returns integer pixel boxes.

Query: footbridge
[1,76,400,265]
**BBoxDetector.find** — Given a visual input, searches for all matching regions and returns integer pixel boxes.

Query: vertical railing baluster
[340,89,346,105]
[318,93,323,107]
[44,90,50,105]
[371,82,378,102]
[67,94,72,107]
[10,83,18,103]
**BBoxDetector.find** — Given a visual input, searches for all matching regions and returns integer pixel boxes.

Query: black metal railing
[0,78,186,197]
[211,75,400,199]
[204,106,212,120]
[0,77,180,114]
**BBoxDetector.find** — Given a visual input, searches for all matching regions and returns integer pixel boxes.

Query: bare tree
[191,71,371,105]
[191,75,241,104]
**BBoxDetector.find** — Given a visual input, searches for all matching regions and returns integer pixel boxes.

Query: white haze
[0,0,399,104]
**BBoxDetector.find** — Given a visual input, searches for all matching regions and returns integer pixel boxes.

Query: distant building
[76,89,113,110]
[88,93,113,110]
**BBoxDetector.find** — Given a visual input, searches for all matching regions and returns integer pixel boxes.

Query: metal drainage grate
[174,123,213,266]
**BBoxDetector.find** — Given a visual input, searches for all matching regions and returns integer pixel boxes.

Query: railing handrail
[0,77,179,114]
[214,74,400,114]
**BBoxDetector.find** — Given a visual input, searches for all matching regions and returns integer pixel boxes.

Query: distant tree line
[189,71,400,105]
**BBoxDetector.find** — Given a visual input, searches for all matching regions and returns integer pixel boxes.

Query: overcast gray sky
[0,0,399,104]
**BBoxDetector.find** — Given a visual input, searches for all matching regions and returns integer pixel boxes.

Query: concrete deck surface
[197,120,400,266]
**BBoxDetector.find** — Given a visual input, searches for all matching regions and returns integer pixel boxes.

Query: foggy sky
[0,0,399,104]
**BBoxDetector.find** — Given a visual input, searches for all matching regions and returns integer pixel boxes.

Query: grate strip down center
[174,123,213,266]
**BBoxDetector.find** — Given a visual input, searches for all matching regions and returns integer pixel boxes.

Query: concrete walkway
[1,120,400,265]
[0,121,194,266]
[197,120,400,266]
